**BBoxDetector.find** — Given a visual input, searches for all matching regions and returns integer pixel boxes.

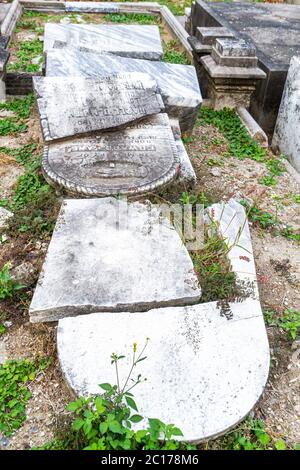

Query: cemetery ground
[0,10,299,452]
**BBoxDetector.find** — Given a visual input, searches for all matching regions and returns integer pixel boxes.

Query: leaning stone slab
[272,56,300,174]
[45,48,202,133]
[42,113,180,197]
[33,74,164,142]
[43,23,163,60]
[57,299,269,441]
[29,198,201,323]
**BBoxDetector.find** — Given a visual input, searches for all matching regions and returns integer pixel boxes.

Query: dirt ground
[0,11,299,451]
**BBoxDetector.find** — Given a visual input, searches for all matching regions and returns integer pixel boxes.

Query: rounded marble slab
[42,114,180,197]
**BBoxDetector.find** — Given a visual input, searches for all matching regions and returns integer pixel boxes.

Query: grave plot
[42,114,181,197]
[43,23,163,60]
[45,48,202,134]
[29,197,201,323]
[33,73,165,141]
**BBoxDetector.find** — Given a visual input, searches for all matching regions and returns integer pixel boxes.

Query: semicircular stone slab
[42,114,180,197]
[33,73,165,142]
[57,299,270,442]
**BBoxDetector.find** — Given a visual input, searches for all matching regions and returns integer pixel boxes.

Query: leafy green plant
[0,324,6,335]
[217,418,287,450]
[0,263,24,301]
[37,342,195,451]
[0,358,49,436]
[7,39,43,73]
[163,40,190,64]
[103,13,159,25]
[264,309,300,340]
[0,95,34,136]
[240,199,278,229]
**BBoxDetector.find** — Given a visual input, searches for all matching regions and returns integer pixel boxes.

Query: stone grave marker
[45,48,202,134]
[29,197,201,322]
[33,73,164,141]
[42,113,180,197]
[43,23,163,60]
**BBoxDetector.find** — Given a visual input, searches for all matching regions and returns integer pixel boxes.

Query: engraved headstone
[29,198,201,322]
[33,74,164,142]
[42,114,180,197]
[43,23,163,60]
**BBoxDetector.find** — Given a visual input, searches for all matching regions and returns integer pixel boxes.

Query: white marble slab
[43,23,163,60]
[66,2,120,13]
[33,74,164,141]
[29,198,201,323]
[45,48,202,133]
[272,56,300,174]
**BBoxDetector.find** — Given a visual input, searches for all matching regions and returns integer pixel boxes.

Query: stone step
[43,23,164,61]
[33,73,165,142]
[29,197,201,323]
[45,48,202,134]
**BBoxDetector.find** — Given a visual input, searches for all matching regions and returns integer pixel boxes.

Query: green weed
[0,358,50,436]
[0,264,24,301]
[163,40,190,64]
[265,309,300,340]
[0,95,34,136]
[7,39,43,73]
[103,13,159,25]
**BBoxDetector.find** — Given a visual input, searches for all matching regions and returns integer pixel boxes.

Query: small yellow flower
[133,342,137,353]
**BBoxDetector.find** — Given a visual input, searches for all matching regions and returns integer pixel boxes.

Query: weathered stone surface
[45,48,202,133]
[169,118,196,185]
[42,114,180,197]
[66,2,120,13]
[211,48,257,68]
[0,207,13,229]
[0,49,9,72]
[272,56,300,174]
[215,38,256,58]
[58,299,269,442]
[191,1,300,137]
[43,23,163,60]
[33,74,164,141]
[196,26,234,45]
[29,198,201,323]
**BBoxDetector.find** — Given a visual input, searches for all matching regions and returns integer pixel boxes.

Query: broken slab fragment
[45,49,202,134]
[43,23,163,60]
[42,113,180,197]
[272,56,300,174]
[57,298,269,442]
[33,73,164,141]
[29,198,201,323]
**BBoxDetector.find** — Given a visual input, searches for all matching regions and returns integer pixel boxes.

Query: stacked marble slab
[43,23,202,134]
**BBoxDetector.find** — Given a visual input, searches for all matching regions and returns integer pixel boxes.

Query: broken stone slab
[29,197,201,323]
[45,48,202,134]
[33,73,164,142]
[42,113,180,197]
[0,207,13,229]
[169,117,196,186]
[43,23,163,60]
[195,26,235,45]
[57,298,269,442]
[237,106,268,148]
[272,56,300,174]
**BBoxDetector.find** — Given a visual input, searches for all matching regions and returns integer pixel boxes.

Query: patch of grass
[103,13,159,25]
[0,358,49,436]
[215,418,288,450]
[0,94,34,136]
[264,309,300,340]
[241,199,300,243]
[163,39,190,64]
[0,324,6,335]
[0,143,59,238]
[7,39,43,73]
[0,263,24,301]
[294,194,300,204]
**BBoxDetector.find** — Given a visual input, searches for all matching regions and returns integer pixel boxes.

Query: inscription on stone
[43,114,179,196]
[33,73,164,141]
